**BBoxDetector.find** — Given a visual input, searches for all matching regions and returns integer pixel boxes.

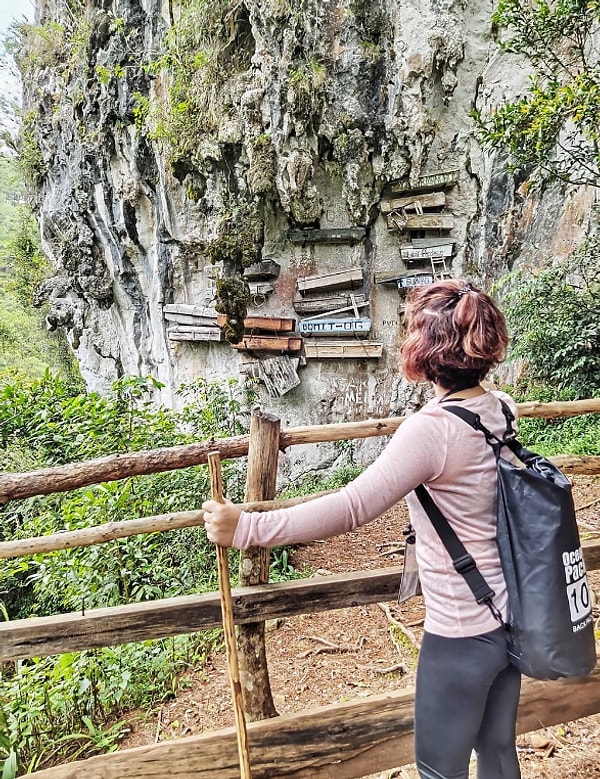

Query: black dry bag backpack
[416,399,597,681]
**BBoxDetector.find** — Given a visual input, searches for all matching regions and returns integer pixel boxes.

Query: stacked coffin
[164,304,222,342]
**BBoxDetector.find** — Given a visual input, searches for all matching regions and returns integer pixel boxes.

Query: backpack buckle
[453,554,476,574]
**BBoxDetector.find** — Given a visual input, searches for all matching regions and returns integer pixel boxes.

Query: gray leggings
[414,626,522,779]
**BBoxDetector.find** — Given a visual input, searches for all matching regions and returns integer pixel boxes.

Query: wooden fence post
[238,409,281,720]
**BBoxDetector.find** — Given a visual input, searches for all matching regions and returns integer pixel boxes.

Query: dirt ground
[122,475,600,778]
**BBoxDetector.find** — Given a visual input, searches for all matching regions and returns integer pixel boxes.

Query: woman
[202,279,522,779]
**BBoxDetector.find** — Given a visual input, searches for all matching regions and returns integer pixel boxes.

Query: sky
[0,0,34,133]
[0,0,34,36]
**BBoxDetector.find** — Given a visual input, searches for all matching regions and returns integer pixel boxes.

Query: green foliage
[16,112,45,187]
[287,58,326,120]
[0,634,220,773]
[0,372,263,773]
[5,210,48,306]
[0,154,74,379]
[278,464,365,499]
[499,238,600,398]
[506,383,600,456]
[473,0,600,185]
[140,0,253,161]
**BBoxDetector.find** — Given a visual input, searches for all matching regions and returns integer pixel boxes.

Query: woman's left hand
[202,498,242,547]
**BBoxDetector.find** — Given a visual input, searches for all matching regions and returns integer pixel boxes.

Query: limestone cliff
[18,0,596,448]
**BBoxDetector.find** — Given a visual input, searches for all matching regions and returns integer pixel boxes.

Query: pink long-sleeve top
[232,390,517,638]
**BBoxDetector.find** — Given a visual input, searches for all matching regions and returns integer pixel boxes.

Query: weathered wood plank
[217,314,296,332]
[168,328,224,342]
[27,665,600,779]
[387,214,454,231]
[4,536,599,661]
[243,260,281,280]
[388,169,460,194]
[164,312,219,326]
[380,191,446,215]
[0,567,404,660]
[297,267,363,293]
[298,317,371,335]
[231,335,303,352]
[304,340,383,359]
[163,304,218,318]
[400,244,453,260]
[1,402,600,503]
[288,228,366,244]
[293,292,367,314]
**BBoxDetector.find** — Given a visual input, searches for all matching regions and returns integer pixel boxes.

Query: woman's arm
[202,408,448,549]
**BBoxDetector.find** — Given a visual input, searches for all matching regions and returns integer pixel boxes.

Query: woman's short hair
[400,280,509,389]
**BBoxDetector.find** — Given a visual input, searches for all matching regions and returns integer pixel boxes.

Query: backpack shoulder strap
[441,400,515,455]
[414,485,502,618]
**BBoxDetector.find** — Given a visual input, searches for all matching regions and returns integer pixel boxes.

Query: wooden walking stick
[207,451,253,779]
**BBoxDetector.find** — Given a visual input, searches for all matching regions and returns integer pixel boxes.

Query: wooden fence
[1,398,600,778]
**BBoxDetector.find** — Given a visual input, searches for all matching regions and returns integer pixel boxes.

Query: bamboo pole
[208,451,253,779]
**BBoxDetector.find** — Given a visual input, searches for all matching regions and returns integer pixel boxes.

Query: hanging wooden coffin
[217,314,296,332]
[380,191,446,215]
[293,292,367,315]
[410,237,456,249]
[304,339,383,359]
[387,213,454,232]
[243,260,281,280]
[400,244,454,260]
[299,317,371,336]
[288,227,366,244]
[388,169,460,194]
[396,273,435,289]
[231,335,303,352]
[297,267,363,294]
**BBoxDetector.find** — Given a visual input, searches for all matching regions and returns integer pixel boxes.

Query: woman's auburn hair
[400,279,509,388]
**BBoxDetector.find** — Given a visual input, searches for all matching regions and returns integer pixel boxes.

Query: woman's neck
[434,383,486,401]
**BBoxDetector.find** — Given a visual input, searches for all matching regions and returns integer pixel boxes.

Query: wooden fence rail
[1,398,600,504]
[2,397,600,779]
[2,536,600,662]
[27,667,600,779]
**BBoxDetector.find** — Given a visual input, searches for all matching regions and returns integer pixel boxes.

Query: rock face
[21,0,595,437]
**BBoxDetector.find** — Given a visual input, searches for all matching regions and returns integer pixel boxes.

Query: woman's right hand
[202,498,243,547]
